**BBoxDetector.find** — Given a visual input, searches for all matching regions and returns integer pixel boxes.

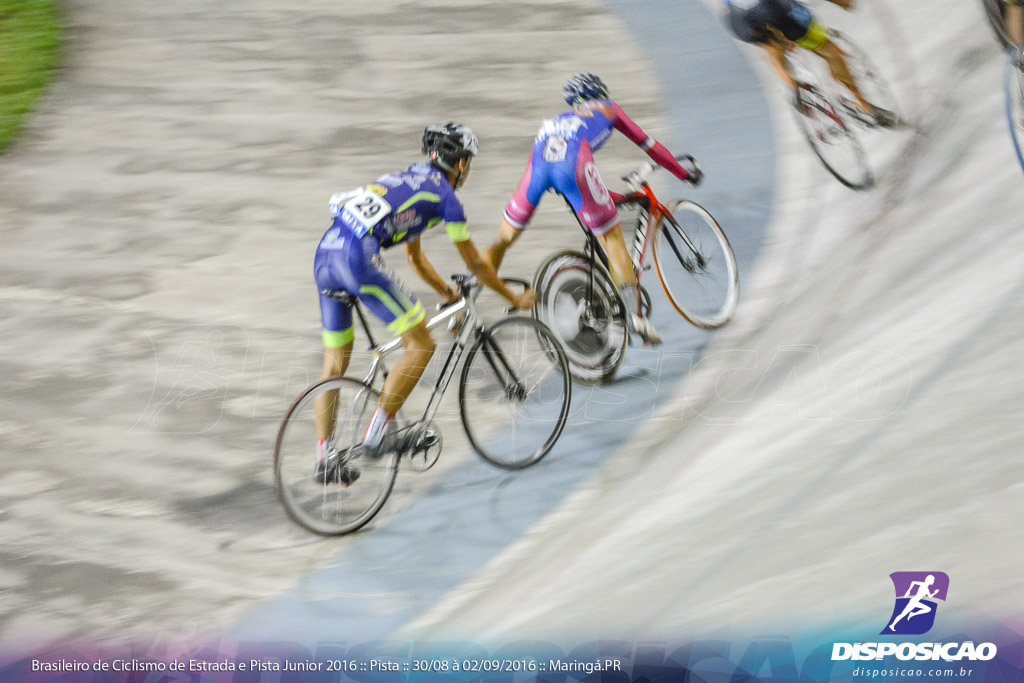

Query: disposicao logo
[881,571,948,635]
[831,572,998,662]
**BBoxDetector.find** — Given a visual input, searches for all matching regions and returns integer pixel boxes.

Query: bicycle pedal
[405,426,442,472]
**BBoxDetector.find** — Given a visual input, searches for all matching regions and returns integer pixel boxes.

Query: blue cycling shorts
[314,227,424,347]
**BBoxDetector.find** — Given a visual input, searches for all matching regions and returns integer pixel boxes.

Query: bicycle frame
[329,278,525,430]
[562,163,700,313]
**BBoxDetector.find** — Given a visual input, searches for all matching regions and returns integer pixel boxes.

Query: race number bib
[543,137,568,162]
[339,189,391,237]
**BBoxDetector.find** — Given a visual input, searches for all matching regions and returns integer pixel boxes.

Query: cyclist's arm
[826,0,852,8]
[608,102,694,184]
[453,238,534,309]
[406,238,457,303]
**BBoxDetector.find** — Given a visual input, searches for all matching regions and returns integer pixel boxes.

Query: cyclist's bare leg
[812,39,873,111]
[377,320,435,417]
[483,218,522,271]
[596,223,636,289]
[314,342,353,443]
[1008,3,1024,47]
[766,41,797,91]
[597,224,661,345]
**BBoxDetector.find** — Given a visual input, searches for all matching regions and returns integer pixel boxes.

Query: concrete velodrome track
[0,0,1022,659]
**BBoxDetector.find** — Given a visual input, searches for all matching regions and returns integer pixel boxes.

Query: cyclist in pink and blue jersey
[484,73,702,346]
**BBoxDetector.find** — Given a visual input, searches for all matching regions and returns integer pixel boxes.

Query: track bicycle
[781,29,904,189]
[274,274,571,536]
[533,155,739,384]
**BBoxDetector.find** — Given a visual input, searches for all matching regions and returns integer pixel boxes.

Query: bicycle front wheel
[653,200,739,329]
[459,317,571,469]
[794,82,873,189]
[274,377,398,536]
[533,248,627,385]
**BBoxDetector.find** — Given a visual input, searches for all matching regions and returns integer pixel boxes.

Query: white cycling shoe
[629,313,663,347]
[619,284,663,346]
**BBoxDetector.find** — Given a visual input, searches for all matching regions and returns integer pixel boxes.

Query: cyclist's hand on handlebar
[511,288,536,310]
[687,166,705,187]
[442,286,460,305]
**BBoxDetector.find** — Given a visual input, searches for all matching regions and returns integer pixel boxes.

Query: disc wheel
[459,316,571,469]
[533,249,627,385]
[274,377,398,536]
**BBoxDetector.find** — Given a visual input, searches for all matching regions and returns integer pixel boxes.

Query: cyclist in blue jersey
[484,73,703,346]
[313,123,535,483]
[723,0,898,128]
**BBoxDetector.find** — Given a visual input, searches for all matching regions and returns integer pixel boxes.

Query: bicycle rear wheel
[1006,49,1024,176]
[794,81,873,189]
[652,200,739,329]
[274,377,398,536]
[459,316,571,470]
[533,248,627,385]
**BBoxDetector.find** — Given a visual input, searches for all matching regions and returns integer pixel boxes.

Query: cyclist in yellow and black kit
[723,0,898,128]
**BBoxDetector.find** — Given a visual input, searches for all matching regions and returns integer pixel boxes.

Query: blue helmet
[563,73,610,105]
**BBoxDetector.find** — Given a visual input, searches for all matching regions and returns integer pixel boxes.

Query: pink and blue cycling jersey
[504,98,692,235]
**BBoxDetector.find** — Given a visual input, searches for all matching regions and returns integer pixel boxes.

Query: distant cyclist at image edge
[312,123,534,485]
[722,0,899,128]
[484,73,704,347]
[1004,0,1024,47]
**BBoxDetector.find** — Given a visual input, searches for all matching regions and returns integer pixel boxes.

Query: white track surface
[1,0,1022,653]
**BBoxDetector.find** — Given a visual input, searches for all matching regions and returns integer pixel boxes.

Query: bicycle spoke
[653,201,739,329]
[459,317,570,469]
[795,85,872,189]
[274,378,398,536]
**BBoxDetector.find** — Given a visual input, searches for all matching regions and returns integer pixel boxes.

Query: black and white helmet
[422,122,479,172]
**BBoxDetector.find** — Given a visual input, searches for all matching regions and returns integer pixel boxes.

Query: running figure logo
[881,572,949,635]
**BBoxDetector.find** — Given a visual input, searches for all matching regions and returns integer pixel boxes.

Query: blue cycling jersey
[328,162,468,248]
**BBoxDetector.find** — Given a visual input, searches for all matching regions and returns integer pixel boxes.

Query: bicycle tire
[828,30,903,125]
[652,200,739,329]
[459,316,571,470]
[1006,49,1024,176]
[532,248,627,385]
[794,81,873,189]
[274,377,398,536]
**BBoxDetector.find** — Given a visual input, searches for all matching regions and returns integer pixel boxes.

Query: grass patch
[0,0,59,153]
